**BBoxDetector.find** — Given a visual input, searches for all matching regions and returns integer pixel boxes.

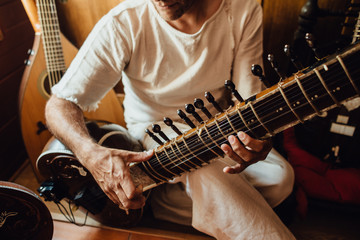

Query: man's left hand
[220,131,272,174]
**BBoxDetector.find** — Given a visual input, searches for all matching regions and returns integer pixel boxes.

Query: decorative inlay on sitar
[37,42,360,227]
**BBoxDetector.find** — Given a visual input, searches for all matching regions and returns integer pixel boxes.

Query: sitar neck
[138,42,360,185]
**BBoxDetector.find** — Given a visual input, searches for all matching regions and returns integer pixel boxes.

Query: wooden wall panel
[0,0,34,180]
[0,117,27,180]
[0,68,23,127]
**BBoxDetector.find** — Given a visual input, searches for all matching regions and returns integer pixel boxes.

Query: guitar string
[40,0,55,88]
[42,0,55,87]
[40,0,64,89]
[149,63,360,174]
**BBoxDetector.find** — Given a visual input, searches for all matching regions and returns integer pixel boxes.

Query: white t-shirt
[52,0,264,140]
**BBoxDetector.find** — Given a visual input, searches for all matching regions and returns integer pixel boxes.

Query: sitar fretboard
[138,42,360,183]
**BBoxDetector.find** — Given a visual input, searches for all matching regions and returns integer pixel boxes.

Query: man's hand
[83,145,153,210]
[220,131,272,174]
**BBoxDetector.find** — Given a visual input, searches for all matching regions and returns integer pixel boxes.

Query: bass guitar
[37,41,360,227]
[19,0,125,180]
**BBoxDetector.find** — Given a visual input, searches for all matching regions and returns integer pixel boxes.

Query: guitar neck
[36,0,66,75]
[138,42,360,184]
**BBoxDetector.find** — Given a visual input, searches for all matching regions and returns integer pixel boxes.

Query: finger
[223,135,253,162]
[114,185,145,209]
[237,131,270,152]
[221,140,246,164]
[123,149,154,163]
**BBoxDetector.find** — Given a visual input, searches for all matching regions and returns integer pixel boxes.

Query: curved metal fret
[173,141,199,169]
[336,55,360,96]
[295,74,322,116]
[236,106,257,138]
[248,102,274,136]
[181,136,207,166]
[196,127,222,158]
[141,160,169,182]
[313,68,341,107]
[168,143,191,171]
[278,83,304,123]
[161,148,182,176]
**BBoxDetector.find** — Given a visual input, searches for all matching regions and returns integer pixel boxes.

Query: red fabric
[283,127,360,216]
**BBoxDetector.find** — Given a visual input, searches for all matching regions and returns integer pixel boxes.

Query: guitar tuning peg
[177,109,196,128]
[205,92,223,113]
[283,44,304,71]
[152,124,170,142]
[185,104,203,123]
[145,129,163,145]
[251,64,271,88]
[305,33,323,59]
[194,98,212,119]
[267,53,286,80]
[225,80,244,102]
[164,117,182,136]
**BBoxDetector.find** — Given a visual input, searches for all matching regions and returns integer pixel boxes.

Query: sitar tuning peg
[152,124,170,142]
[205,92,223,113]
[251,64,271,88]
[194,98,212,119]
[185,104,203,123]
[267,54,286,80]
[225,80,244,102]
[305,33,322,59]
[177,109,196,128]
[284,44,303,71]
[145,129,163,145]
[164,117,182,136]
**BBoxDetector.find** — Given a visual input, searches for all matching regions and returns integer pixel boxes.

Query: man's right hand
[82,144,154,210]
[45,96,154,209]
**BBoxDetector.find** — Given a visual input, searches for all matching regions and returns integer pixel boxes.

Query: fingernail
[238,131,245,141]
[146,150,153,156]
[229,135,235,144]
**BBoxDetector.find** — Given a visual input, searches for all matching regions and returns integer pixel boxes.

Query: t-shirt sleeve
[232,0,264,100]
[51,13,132,111]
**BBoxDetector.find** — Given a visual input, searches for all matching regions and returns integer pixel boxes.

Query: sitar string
[150,62,360,174]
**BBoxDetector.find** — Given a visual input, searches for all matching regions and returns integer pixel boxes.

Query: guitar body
[0,181,53,240]
[19,1,125,180]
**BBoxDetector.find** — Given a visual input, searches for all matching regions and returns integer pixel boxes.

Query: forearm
[45,95,97,163]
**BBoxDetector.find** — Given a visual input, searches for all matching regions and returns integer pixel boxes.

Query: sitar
[37,41,360,227]
[19,0,125,180]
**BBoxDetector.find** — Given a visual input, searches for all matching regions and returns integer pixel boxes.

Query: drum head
[0,181,53,240]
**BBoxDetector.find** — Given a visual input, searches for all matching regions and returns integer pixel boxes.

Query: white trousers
[138,122,296,239]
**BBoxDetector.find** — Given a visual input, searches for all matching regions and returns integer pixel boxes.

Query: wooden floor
[53,221,176,240]
[12,161,360,240]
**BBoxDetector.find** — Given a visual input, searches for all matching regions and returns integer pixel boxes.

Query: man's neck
[168,0,223,34]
